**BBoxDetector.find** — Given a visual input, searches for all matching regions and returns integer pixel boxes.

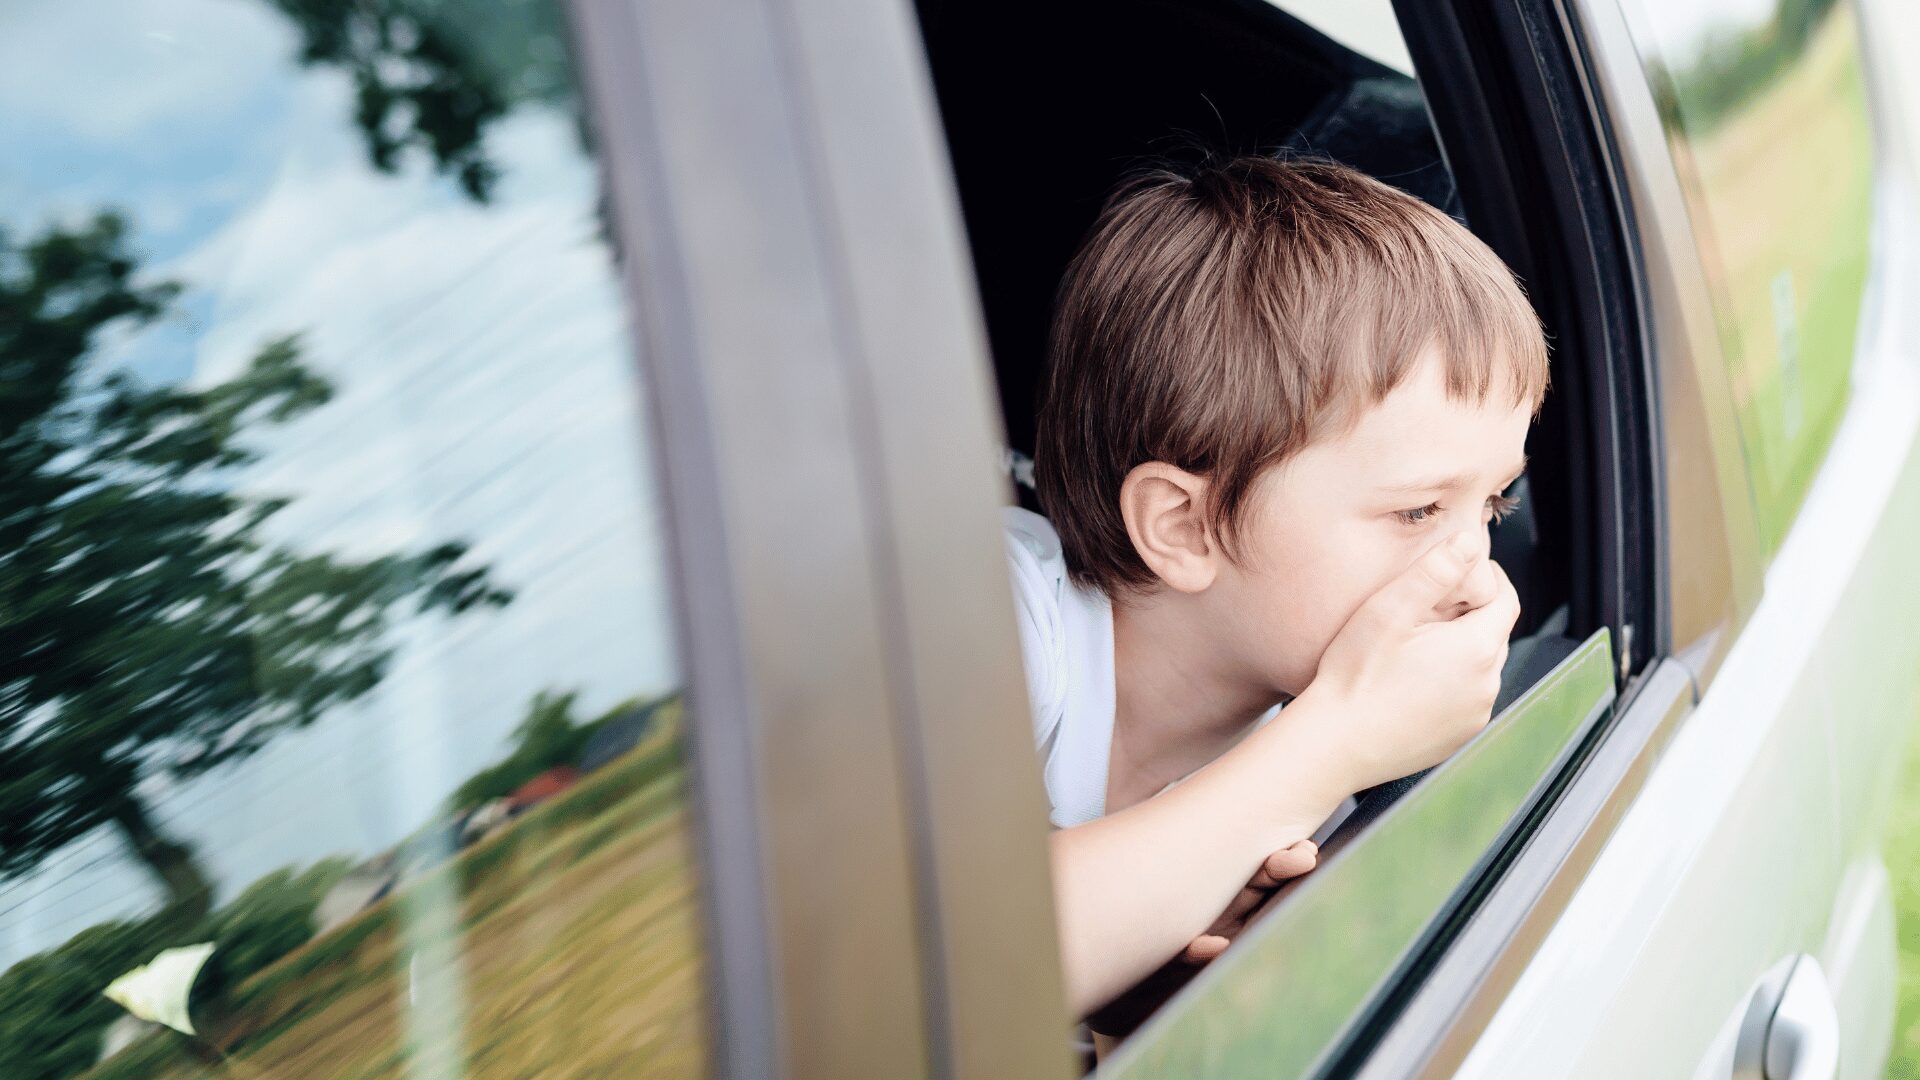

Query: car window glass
[0,3,708,1077]
[1619,0,1874,550]
[1264,0,1415,75]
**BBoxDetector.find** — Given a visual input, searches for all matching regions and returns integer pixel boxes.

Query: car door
[1411,0,1920,1076]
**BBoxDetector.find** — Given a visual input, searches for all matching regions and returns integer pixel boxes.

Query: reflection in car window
[1621,0,1874,550]
[0,2,707,1077]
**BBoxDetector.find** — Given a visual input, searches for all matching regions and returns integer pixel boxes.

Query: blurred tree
[267,0,575,202]
[0,213,510,918]
[446,690,671,813]
[200,856,354,993]
[0,917,158,1080]
[447,689,586,813]
[1660,0,1846,130]
[0,856,355,1080]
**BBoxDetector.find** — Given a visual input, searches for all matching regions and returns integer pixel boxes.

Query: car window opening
[912,0,1596,1056]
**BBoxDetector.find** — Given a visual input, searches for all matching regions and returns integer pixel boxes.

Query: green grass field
[83,715,707,1079]
[1681,6,1874,554]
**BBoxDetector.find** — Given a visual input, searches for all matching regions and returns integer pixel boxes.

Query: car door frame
[568,0,1075,1077]
[1358,0,1899,1073]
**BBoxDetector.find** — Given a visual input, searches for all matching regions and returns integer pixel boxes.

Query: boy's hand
[1178,839,1317,963]
[1298,530,1519,794]
[1435,550,1506,620]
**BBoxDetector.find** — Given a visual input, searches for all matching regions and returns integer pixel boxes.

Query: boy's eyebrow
[1379,456,1530,495]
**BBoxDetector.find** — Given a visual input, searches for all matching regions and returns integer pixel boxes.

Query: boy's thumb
[1373,532,1481,624]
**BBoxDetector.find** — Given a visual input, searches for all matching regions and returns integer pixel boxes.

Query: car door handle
[1732,954,1840,1080]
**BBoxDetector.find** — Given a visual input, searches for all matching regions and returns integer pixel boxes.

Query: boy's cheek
[1335,540,1417,618]
[1255,582,1358,694]
[1237,523,1397,677]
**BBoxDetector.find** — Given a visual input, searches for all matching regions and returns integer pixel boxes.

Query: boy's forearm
[1050,694,1354,1016]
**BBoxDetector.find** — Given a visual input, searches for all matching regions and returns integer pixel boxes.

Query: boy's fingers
[1192,843,1323,966]
[1438,560,1502,619]
[1453,562,1522,641]
[1216,886,1266,926]
[1183,934,1231,963]
[1370,531,1483,627]
[1255,840,1317,886]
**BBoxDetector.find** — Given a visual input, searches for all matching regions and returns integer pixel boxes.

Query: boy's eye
[1393,503,1442,526]
[1395,491,1523,528]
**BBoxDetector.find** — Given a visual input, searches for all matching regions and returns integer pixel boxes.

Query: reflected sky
[0,0,679,967]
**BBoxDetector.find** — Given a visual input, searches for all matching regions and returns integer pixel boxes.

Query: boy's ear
[1119,462,1219,594]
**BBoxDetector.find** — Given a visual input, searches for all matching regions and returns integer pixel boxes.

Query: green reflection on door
[1102,629,1616,1079]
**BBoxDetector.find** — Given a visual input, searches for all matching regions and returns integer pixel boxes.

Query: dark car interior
[912,0,1577,635]
[912,0,1598,1041]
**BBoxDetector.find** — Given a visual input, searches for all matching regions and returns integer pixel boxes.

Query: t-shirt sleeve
[1002,508,1068,749]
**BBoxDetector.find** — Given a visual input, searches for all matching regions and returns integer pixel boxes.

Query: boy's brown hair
[1035,155,1550,596]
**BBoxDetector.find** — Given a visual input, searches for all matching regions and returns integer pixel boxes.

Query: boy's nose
[1450,524,1491,563]
[1433,526,1497,619]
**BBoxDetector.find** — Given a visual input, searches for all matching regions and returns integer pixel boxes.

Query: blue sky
[0,0,683,968]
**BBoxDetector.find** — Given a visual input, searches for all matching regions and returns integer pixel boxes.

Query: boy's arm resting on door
[1050,694,1353,1017]
[1050,534,1518,1019]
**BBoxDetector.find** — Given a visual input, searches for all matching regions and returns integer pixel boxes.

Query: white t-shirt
[1004,507,1118,828]
[1004,506,1309,834]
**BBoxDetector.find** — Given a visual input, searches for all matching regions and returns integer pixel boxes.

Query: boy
[1008,156,1545,1017]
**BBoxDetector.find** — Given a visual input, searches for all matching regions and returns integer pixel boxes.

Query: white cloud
[0,0,293,141]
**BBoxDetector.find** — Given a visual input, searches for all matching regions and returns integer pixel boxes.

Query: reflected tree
[1658,0,1846,130]
[0,213,510,918]
[268,0,575,202]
